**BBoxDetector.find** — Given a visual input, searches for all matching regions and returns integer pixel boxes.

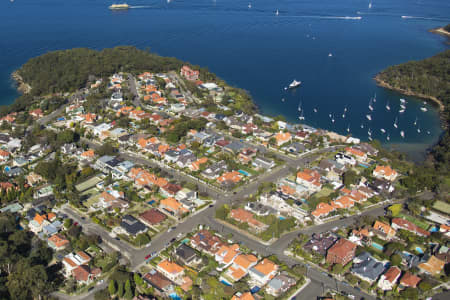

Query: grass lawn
[398,213,429,230]
[81,187,99,197]
[314,187,334,199]
[432,200,450,215]
[84,192,102,209]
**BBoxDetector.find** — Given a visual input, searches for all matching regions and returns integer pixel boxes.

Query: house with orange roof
[378,266,401,290]
[217,171,242,186]
[231,292,255,300]
[157,259,185,283]
[331,196,355,209]
[345,147,367,162]
[62,251,91,277]
[223,254,258,282]
[72,265,102,284]
[48,234,69,251]
[30,108,43,119]
[80,149,95,160]
[399,272,421,288]
[249,258,279,286]
[347,190,367,203]
[230,208,268,232]
[117,106,134,116]
[159,197,188,217]
[274,132,292,146]
[373,165,398,181]
[29,213,49,233]
[0,149,11,162]
[190,157,208,171]
[26,172,43,187]
[311,202,335,219]
[83,113,97,124]
[326,238,357,266]
[180,65,199,81]
[373,221,396,240]
[418,255,445,275]
[0,113,16,123]
[391,218,430,237]
[98,190,128,211]
[215,244,240,270]
[296,168,322,191]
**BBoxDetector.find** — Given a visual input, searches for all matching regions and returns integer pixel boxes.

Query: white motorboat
[342,114,346,119]
[414,117,417,126]
[417,128,421,133]
[276,9,279,16]
[427,131,431,135]
[248,3,251,8]
[331,116,335,123]
[420,107,427,112]
[394,117,398,128]
[360,124,364,129]
[368,129,372,136]
[281,98,285,102]
[328,53,333,57]
[386,101,391,111]
[347,125,350,133]
[400,98,406,103]
[399,109,405,113]
[313,108,318,113]
[400,131,405,138]
[329,113,332,118]
[386,134,390,141]
[366,114,372,121]
[400,104,406,109]
[380,128,386,133]
[289,80,301,89]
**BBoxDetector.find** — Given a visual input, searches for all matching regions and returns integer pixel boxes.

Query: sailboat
[393,117,398,128]
[276,9,279,16]
[400,131,405,138]
[368,98,374,111]
[369,1,372,9]
[386,134,390,141]
[248,3,251,8]
[366,114,372,121]
[386,101,391,111]
[299,111,305,121]
[347,125,350,133]
[373,93,377,102]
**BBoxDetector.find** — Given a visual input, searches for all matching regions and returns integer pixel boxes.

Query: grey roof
[175,244,197,262]
[268,274,296,292]
[351,252,385,281]
[224,141,244,153]
[97,155,115,164]
[120,215,147,236]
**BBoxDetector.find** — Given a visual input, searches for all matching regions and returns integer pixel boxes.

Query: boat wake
[401,15,450,21]
[287,15,362,20]
[129,6,154,9]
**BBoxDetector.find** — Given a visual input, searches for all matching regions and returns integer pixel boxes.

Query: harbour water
[1,0,449,160]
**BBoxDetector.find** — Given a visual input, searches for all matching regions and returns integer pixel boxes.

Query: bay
[1,0,449,161]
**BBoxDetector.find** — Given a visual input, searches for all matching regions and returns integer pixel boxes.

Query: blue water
[415,246,424,254]
[359,163,369,168]
[169,293,181,300]
[1,0,449,160]
[238,169,250,176]
[279,216,286,220]
[220,279,232,286]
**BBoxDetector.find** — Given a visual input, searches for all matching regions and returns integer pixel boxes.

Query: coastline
[429,27,450,40]
[374,75,445,112]
[11,70,31,94]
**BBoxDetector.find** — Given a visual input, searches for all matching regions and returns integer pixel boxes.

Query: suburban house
[351,252,385,284]
[160,183,182,198]
[296,169,322,191]
[345,147,367,162]
[399,272,421,288]
[159,197,188,217]
[326,238,357,265]
[248,258,279,286]
[62,251,91,277]
[377,266,401,291]
[304,233,338,256]
[72,265,102,284]
[231,292,255,300]
[47,234,69,251]
[217,171,242,186]
[157,259,185,284]
[418,255,445,275]
[120,214,148,236]
[98,190,128,211]
[190,230,224,256]
[373,165,398,181]
[373,220,396,240]
[230,208,268,232]
[180,65,199,81]
[223,254,258,282]
[274,132,292,146]
[139,208,167,226]
[311,202,335,219]
[201,161,227,180]
[143,269,174,295]
[266,273,296,296]
[391,218,430,237]
[215,244,240,270]
[175,244,200,266]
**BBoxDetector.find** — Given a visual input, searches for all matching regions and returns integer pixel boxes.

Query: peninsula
[0,46,448,300]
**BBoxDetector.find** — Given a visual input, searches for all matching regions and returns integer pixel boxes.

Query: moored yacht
[366,114,372,121]
[289,79,301,89]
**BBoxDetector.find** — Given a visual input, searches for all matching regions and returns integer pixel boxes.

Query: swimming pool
[169,293,181,300]
[181,238,190,244]
[278,216,286,220]
[415,246,424,254]
[372,242,384,251]
[238,170,249,176]
[220,279,232,286]
[359,163,369,168]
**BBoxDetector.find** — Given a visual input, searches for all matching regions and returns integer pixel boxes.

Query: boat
[400,98,406,104]
[276,9,279,16]
[342,113,345,119]
[373,93,376,102]
[329,113,332,118]
[109,3,129,10]
[386,134,390,141]
[347,125,350,133]
[299,111,305,121]
[368,136,373,141]
[328,53,333,57]
[394,117,398,128]
[331,116,335,123]
[368,98,374,111]
[427,131,431,135]
[420,107,427,112]
[386,101,391,111]
[400,131,405,138]
[417,128,421,133]
[281,98,285,102]
[413,117,417,126]
[400,104,406,109]
[366,114,372,121]
[368,129,372,136]
[289,80,301,89]
[380,128,386,133]
[298,101,302,111]
[344,107,348,113]
[313,108,318,113]
[248,3,251,8]
[369,1,372,9]
[360,124,364,129]
[399,109,405,113]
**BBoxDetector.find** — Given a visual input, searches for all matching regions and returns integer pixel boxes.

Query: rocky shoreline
[11,71,31,94]
[374,75,445,111]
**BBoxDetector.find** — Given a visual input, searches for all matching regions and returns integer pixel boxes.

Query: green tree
[390,253,402,266]
[108,279,116,295]
[388,204,402,217]
[124,279,133,299]
[343,170,358,187]
[135,233,150,247]
[117,281,124,298]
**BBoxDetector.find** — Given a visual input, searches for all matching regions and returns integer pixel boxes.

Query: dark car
[170,238,176,243]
